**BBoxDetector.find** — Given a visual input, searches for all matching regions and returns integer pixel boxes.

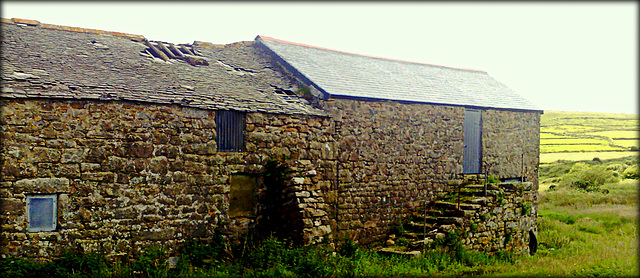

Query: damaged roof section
[1,18,325,116]
[141,40,209,66]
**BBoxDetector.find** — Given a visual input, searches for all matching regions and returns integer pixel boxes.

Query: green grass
[540,138,610,145]
[613,139,640,148]
[540,132,572,139]
[2,180,637,277]
[540,144,622,153]
[2,155,638,277]
[493,180,638,277]
[540,151,638,163]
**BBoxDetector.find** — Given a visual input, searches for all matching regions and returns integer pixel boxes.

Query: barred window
[216,110,245,152]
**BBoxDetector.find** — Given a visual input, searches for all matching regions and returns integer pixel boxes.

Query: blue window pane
[27,195,57,232]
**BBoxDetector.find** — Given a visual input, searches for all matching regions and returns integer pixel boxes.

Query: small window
[26,194,57,232]
[216,110,245,152]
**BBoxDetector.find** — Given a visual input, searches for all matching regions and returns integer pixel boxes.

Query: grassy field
[540,111,638,155]
[488,180,638,277]
[540,151,638,164]
[540,111,638,163]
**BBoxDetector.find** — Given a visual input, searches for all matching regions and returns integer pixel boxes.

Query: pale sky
[2,2,637,114]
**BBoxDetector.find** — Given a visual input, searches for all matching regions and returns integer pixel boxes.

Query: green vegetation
[540,151,638,164]
[539,154,638,186]
[3,153,637,278]
[540,111,639,158]
[1,130,638,277]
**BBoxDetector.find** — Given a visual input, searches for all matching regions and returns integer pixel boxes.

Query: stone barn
[255,36,542,252]
[0,18,337,258]
[1,18,542,258]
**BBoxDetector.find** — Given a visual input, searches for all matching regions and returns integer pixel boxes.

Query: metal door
[463,109,482,174]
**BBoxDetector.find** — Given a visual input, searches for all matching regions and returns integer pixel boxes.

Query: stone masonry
[0,96,540,258]
[0,99,336,258]
[0,19,542,259]
[319,97,539,250]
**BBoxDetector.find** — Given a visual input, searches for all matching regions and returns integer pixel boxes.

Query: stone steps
[400,187,491,250]
[434,201,481,211]
[379,181,502,255]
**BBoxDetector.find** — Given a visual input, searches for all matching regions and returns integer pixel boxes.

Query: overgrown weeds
[2,157,637,277]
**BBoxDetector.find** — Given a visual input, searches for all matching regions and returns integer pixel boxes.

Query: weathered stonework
[1,18,542,259]
[462,182,538,253]
[483,109,541,187]
[318,98,539,251]
[0,99,336,258]
[0,97,540,258]
[321,99,463,243]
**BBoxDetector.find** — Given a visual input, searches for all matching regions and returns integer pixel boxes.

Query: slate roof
[256,36,540,111]
[0,19,325,116]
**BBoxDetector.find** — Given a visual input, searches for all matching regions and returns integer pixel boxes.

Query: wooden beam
[144,40,169,61]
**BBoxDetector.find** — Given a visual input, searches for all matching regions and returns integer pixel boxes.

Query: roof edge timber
[3,18,146,41]
[2,18,250,48]
[256,35,487,73]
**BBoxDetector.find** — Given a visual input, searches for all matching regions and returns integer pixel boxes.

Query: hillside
[540,111,639,163]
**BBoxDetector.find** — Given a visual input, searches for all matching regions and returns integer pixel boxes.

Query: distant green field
[540,144,622,153]
[541,138,609,145]
[540,111,639,155]
[613,139,640,149]
[540,151,639,164]
[540,133,573,139]
[588,130,639,139]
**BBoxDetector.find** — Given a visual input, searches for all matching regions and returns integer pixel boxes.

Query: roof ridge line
[2,17,146,41]
[256,35,486,73]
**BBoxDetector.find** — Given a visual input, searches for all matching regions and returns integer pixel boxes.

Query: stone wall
[0,97,540,258]
[483,109,541,187]
[322,98,465,244]
[320,98,540,249]
[0,99,336,258]
[463,181,538,254]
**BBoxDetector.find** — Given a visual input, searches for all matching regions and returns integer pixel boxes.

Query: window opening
[216,110,245,152]
[27,194,57,232]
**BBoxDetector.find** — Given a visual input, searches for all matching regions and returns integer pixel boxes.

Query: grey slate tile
[257,36,540,111]
[1,22,325,116]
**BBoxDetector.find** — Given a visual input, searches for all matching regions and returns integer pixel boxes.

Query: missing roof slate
[142,40,209,66]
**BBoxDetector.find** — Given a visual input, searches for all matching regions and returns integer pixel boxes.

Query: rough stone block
[61,148,87,163]
[15,177,70,193]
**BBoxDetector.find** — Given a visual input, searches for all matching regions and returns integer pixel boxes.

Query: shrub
[244,236,290,270]
[560,163,618,191]
[622,164,639,179]
[0,257,49,278]
[178,235,226,269]
[338,239,360,258]
[487,175,499,184]
[520,203,532,216]
[53,250,108,277]
[132,247,170,277]
[388,221,405,236]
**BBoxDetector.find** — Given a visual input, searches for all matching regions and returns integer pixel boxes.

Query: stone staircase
[379,181,503,255]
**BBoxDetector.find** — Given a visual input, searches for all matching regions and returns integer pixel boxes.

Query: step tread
[434,201,482,210]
